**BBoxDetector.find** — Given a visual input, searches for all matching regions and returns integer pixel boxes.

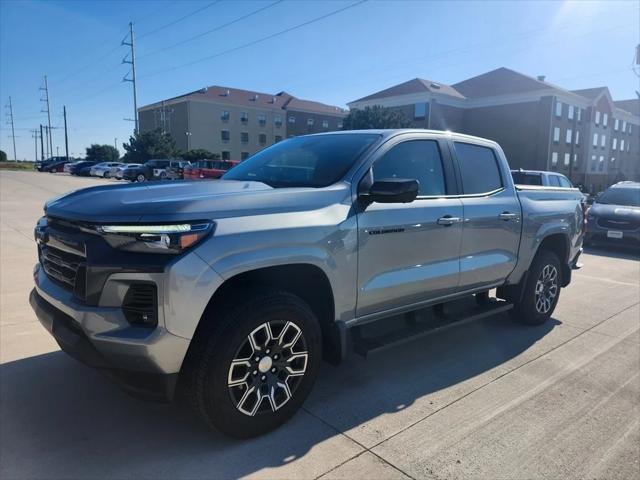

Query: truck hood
[590,201,640,220]
[44,180,350,223]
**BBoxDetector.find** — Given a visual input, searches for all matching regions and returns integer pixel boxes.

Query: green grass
[0,161,35,170]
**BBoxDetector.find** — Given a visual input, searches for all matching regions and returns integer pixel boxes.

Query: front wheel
[510,250,562,325]
[136,174,146,182]
[185,291,322,438]
[104,172,110,178]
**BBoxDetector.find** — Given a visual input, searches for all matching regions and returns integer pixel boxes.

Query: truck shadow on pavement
[1,313,559,479]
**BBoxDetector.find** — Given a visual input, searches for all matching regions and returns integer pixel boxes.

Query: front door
[356,138,463,318]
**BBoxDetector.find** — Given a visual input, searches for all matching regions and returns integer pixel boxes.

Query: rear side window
[549,175,561,187]
[454,142,503,194]
[511,172,542,185]
[373,140,445,196]
[558,176,572,188]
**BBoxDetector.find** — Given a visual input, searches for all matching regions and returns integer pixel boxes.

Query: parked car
[121,159,174,182]
[114,163,142,180]
[63,161,82,173]
[43,159,71,173]
[165,160,192,180]
[90,162,124,178]
[511,169,574,187]
[584,181,640,246]
[35,156,67,172]
[69,161,98,176]
[31,130,585,438]
[184,160,240,180]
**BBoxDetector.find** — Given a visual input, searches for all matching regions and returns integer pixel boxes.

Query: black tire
[511,250,562,325]
[185,290,322,438]
[104,172,110,178]
[136,173,146,182]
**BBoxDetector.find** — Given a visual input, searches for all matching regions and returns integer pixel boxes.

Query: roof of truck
[310,128,500,145]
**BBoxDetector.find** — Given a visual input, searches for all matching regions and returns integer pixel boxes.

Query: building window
[240,132,249,144]
[612,138,617,150]
[221,151,230,160]
[622,121,626,132]
[555,101,562,117]
[274,135,282,143]
[221,130,230,143]
[614,118,619,131]
[629,124,632,134]
[573,153,578,166]
[288,115,296,124]
[553,127,560,143]
[565,129,572,144]
[241,152,250,160]
[415,102,427,119]
[274,115,282,128]
[575,131,580,145]
[241,112,248,124]
[568,105,574,120]
[595,110,600,125]
[576,108,582,122]
[603,113,608,127]
[590,155,596,171]
[322,119,329,129]
[551,152,558,166]
[598,155,604,171]
[307,117,315,127]
[258,133,267,145]
[600,134,606,148]
[337,121,343,129]
[592,133,598,147]
[611,157,615,163]
[221,110,230,122]
[564,153,570,166]
[258,113,267,127]
[620,139,625,151]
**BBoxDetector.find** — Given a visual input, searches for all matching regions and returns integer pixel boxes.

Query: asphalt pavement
[1,170,638,479]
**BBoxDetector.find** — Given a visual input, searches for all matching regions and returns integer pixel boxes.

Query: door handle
[437,215,461,226]
[499,212,518,221]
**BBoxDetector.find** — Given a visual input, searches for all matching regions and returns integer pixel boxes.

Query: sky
[1,0,638,161]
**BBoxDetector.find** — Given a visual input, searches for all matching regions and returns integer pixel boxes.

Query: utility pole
[31,129,39,161]
[122,22,139,132]
[63,105,69,161]
[5,96,17,161]
[39,124,45,160]
[40,75,53,157]
[114,137,118,150]
[43,126,49,158]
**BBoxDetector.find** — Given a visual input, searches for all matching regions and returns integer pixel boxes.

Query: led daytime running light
[101,224,196,234]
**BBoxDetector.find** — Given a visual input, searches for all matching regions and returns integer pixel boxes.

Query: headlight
[97,221,213,254]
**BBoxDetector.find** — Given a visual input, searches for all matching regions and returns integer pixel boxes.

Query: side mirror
[365,178,419,204]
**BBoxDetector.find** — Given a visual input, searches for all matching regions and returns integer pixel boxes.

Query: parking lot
[1,170,638,479]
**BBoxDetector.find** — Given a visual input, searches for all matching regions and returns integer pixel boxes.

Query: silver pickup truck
[30,130,585,437]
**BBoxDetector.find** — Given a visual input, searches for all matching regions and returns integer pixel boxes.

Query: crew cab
[183,160,240,180]
[29,130,585,438]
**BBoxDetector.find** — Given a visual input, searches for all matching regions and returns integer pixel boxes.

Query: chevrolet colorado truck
[30,130,585,437]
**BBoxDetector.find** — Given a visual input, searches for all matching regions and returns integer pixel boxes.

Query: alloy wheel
[227,320,308,417]
[534,264,558,314]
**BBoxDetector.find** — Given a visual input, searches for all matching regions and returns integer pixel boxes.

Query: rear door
[355,135,463,317]
[452,141,521,290]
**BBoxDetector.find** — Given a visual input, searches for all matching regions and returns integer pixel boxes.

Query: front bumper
[30,265,192,401]
[585,223,640,246]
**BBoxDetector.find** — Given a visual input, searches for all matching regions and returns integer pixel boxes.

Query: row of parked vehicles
[35,158,239,182]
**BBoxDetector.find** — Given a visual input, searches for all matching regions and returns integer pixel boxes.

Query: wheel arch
[535,232,571,287]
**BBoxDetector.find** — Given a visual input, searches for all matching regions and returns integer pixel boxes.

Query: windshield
[511,172,542,185]
[596,188,640,207]
[222,134,380,188]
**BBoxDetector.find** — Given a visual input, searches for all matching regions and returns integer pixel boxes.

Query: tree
[0,150,7,162]
[85,144,119,162]
[341,105,411,130]
[181,148,220,162]
[122,128,178,163]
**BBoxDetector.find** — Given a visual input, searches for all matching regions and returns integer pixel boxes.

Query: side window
[548,175,561,187]
[558,176,572,188]
[454,142,503,194]
[372,140,445,196]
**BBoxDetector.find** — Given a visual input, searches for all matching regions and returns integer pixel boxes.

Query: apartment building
[138,86,346,160]
[348,68,639,192]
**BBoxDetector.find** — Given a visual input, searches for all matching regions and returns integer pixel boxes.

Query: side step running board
[352,301,513,358]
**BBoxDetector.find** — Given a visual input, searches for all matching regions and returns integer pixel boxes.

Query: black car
[585,182,640,247]
[122,159,173,182]
[69,161,98,176]
[35,156,68,172]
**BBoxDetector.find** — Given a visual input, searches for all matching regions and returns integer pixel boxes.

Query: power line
[141,0,368,78]
[137,0,222,39]
[138,0,284,59]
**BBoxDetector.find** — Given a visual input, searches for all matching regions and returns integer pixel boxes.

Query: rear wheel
[510,250,561,325]
[136,174,146,182]
[185,291,322,438]
[104,172,110,178]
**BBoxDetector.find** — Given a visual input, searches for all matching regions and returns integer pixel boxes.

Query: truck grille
[596,217,639,231]
[41,246,85,293]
